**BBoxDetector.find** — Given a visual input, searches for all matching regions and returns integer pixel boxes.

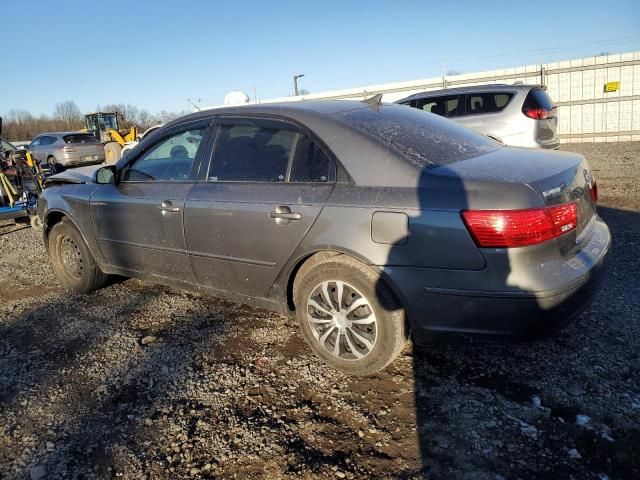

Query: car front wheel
[294,255,408,375]
[49,219,109,293]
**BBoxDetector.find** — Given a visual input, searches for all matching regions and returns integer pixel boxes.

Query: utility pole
[442,60,447,89]
[293,74,305,96]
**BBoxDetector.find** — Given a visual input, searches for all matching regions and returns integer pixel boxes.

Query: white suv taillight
[523,108,550,120]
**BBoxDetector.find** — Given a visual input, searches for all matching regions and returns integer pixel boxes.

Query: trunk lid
[435,147,597,239]
[62,134,104,159]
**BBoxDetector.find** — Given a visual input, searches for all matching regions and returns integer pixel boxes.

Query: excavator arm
[107,127,138,146]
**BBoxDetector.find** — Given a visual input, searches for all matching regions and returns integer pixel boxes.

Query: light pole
[293,74,305,96]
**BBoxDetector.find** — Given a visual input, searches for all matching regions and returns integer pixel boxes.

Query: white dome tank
[224,90,250,106]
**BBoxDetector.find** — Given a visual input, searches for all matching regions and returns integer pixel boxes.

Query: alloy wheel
[306,280,377,361]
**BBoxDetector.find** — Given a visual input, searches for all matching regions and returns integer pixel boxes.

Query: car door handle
[270,206,301,222]
[270,211,302,220]
[158,200,180,213]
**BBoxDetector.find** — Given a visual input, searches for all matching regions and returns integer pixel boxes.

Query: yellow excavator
[84,112,137,164]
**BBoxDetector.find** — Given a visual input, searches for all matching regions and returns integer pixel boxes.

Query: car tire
[49,219,109,293]
[30,215,42,229]
[294,254,408,376]
[104,142,122,164]
[47,156,60,174]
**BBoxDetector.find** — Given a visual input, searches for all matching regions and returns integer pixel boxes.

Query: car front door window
[122,127,205,182]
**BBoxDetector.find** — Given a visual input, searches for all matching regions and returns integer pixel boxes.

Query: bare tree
[53,100,83,130]
[136,109,156,130]
[1,103,188,141]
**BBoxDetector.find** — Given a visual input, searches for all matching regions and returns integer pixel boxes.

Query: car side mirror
[96,165,116,184]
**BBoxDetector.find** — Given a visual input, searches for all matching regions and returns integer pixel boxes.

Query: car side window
[40,136,55,146]
[289,135,331,183]
[415,95,461,118]
[209,123,298,182]
[466,92,514,115]
[121,127,205,182]
[30,137,41,148]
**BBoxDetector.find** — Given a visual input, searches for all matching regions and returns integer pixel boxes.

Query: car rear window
[466,92,514,115]
[63,134,98,144]
[523,88,554,111]
[334,105,499,167]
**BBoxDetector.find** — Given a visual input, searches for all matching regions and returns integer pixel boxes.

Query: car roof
[396,84,542,102]
[167,99,377,126]
[126,100,427,187]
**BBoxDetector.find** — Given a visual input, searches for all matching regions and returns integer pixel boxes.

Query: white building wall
[207,51,640,142]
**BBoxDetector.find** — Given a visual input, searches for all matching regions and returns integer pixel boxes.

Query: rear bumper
[384,216,611,343]
[57,152,105,167]
[538,140,560,150]
[58,159,104,168]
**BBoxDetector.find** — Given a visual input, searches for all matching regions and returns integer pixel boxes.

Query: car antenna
[362,94,383,106]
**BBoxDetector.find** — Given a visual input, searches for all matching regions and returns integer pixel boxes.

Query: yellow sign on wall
[604,81,620,92]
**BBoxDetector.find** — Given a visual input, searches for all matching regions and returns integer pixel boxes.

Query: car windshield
[0,137,15,152]
[334,104,499,167]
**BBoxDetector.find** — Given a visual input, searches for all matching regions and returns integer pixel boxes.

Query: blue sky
[2,0,639,116]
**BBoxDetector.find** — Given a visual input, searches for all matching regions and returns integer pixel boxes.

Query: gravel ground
[0,142,638,480]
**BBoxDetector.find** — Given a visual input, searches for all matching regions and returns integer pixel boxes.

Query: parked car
[120,124,164,158]
[396,84,559,149]
[28,132,105,172]
[38,100,609,375]
[0,136,16,156]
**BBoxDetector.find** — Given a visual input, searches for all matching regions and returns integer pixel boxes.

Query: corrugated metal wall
[259,51,640,143]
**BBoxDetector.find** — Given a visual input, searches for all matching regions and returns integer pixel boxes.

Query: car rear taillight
[590,181,598,203]
[523,108,550,120]
[461,202,577,248]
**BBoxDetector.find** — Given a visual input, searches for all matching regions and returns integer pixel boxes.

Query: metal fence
[259,51,640,143]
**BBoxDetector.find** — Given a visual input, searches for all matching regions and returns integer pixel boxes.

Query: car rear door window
[415,95,461,118]
[465,92,515,115]
[121,127,205,182]
[209,123,297,182]
[289,135,332,183]
[40,136,57,146]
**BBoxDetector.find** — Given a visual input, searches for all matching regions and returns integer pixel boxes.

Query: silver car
[28,132,105,172]
[396,84,559,149]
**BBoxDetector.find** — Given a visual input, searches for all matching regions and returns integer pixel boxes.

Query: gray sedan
[37,100,610,375]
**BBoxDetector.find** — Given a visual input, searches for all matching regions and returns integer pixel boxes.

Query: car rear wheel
[294,255,408,375]
[47,156,61,174]
[49,219,109,293]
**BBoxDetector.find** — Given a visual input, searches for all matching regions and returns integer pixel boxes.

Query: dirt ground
[0,142,638,480]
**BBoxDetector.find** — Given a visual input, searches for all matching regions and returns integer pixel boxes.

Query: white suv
[396,84,559,149]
